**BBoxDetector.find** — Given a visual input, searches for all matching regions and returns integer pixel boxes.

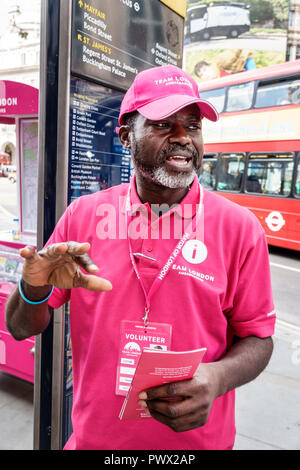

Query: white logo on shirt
[172,264,214,283]
[182,240,208,264]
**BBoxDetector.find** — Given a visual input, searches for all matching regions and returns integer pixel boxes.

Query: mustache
[158,143,199,164]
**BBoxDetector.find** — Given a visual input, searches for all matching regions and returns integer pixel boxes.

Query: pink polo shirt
[47,176,275,450]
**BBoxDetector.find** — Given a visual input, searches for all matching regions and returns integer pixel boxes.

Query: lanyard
[126,181,204,328]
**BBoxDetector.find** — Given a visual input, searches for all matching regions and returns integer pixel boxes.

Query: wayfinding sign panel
[72,0,184,89]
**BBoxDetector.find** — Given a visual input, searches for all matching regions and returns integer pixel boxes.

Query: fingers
[139,379,194,402]
[21,242,110,292]
[138,390,198,432]
[19,245,39,260]
[138,380,193,422]
[38,243,69,259]
[74,272,112,292]
[37,242,98,271]
[144,405,202,433]
[73,253,99,274]
[38,242,91,259]
[61,242,99,273]
[138,377,214,432]
[65,241,90,256]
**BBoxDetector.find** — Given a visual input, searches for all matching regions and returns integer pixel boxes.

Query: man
[5,65,275,450]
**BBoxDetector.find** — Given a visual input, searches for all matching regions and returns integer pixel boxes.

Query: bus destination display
[72,0,184,89]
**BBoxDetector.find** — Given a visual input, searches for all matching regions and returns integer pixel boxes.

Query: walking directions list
[72,0,184,89]
[68,77,131,202]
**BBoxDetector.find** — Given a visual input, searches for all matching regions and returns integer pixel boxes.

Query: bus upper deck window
[255,78,300,108]
[226,81,254,112]
[200,88,226,114]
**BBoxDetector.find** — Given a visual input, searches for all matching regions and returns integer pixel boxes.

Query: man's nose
[168,124,192,146]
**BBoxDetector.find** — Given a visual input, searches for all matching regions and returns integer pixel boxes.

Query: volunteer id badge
[116,320,172,396]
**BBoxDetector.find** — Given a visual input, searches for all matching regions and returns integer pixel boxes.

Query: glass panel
[200,88,225,114]
[295,160,300,196]
[0,123,18,232]
[217,153,245,191]
[247,155,294,195]
[199,155,217,190]
[226,82,254,112]
[20,120,39,233]
[282,160,294,195]
[255,78,300,108]
[190,7,207,19]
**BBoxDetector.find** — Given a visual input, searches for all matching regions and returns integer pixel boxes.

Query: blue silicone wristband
[19,279,54,305]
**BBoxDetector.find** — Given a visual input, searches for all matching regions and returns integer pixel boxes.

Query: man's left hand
[138,363,220,432]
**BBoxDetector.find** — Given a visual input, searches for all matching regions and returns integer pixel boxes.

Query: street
[184,34,287,53]
[234,245,300,450]
[0,243,299,450]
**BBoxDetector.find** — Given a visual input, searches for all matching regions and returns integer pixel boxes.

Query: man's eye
[154,122,169,128]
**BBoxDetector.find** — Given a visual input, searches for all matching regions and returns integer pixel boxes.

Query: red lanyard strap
[126,181,204,327]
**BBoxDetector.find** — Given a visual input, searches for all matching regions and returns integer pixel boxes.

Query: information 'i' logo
[181,240,208,264]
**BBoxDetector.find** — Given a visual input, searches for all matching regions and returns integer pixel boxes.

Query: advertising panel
[183,0,289,82]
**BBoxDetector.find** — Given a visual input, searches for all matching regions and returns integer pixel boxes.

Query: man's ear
[118,125,132,149]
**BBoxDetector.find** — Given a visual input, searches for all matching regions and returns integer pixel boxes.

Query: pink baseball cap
[119,65,218,126]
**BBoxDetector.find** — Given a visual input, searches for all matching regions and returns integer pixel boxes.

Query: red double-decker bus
[197,60,300,251]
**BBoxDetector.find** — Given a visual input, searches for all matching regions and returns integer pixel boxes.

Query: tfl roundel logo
[182,240,208,264]
[265,211,286,232]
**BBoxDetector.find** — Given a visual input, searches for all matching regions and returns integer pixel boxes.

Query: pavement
[234,319,300,450]
[0,316,299,450]
[0,371,33,450]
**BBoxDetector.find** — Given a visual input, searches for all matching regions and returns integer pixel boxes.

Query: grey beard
[130,138,198,189]
[151,166,197,188]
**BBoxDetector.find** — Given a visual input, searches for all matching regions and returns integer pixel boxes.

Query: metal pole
[34,0,61,450]
[50,0,72,450]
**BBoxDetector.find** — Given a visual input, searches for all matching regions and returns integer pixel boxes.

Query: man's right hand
[20,242,112,292]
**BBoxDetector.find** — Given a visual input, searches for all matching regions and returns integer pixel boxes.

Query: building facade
[0,1,40,163]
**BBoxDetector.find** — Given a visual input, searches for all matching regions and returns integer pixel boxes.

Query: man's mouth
[165,154,193,170]
[167,155,192,163]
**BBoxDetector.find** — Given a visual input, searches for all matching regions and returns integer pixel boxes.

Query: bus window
[226,81,254,112]
[217,153,245,191]
[255,77,300,108]
[199,154,217,190]
[247,154,294,195]
[295,159,300,196]
[200,88,226,114]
